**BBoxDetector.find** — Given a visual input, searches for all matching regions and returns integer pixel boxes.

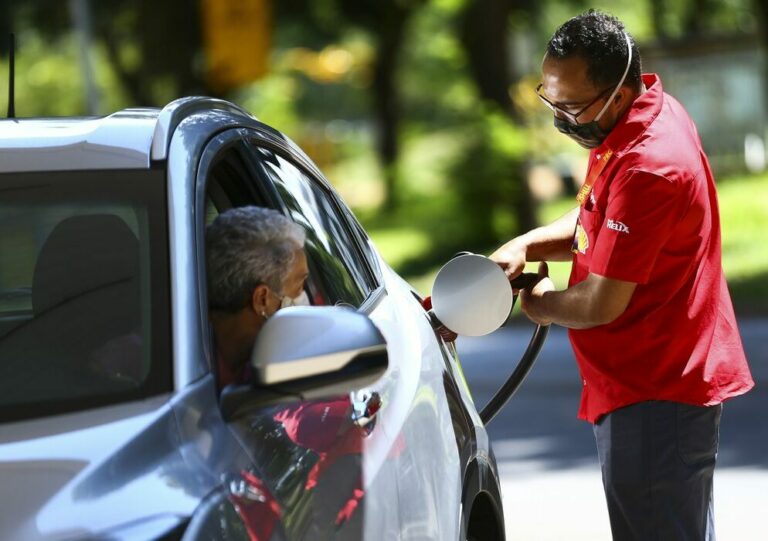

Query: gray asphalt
[457,318,768,540]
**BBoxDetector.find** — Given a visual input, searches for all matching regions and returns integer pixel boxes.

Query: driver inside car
[206,206,309,390]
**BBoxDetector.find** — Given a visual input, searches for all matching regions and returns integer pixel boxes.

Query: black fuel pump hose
[444,253,552,425]
[479,271,550,425]
[480,322,549,425]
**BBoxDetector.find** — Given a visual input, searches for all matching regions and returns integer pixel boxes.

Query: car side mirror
[220,306,388,421]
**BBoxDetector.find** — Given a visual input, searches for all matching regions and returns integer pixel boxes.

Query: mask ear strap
[594,32,633,121]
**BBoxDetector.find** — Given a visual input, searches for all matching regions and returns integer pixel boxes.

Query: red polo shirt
[569,73,753,423]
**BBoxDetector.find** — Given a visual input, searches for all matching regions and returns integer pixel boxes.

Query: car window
[342,206,383,285]
[0,170,171,423]
[254,148,374,308]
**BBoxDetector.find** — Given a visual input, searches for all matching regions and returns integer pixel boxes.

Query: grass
[717,173,768,313]
[363,172,768,315]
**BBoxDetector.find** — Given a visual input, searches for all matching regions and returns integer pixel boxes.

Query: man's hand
[520,262,555,326]
[489,238,527,280]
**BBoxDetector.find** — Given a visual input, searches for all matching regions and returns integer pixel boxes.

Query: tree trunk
[649,0,668,40]
[754,0,768,132]
[372,6,412,212]
[682,0,719,37]
[459,0,520,121]
[101,32,154,106]
[754,0,768,50]
[459,0,537,232]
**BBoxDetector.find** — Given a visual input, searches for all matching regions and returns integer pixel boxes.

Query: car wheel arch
[460,457,505,541]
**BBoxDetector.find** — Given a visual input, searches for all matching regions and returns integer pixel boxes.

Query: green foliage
[0,31,130,116]
[399,0,477,126]
[371,170,768,313]
[0,0,764,312]
[446,106,530,247]
[234,74,302,136]
[717,172,768,313]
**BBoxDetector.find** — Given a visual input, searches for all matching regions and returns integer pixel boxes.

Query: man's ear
[251,284,272,314]
[613,86,633,112]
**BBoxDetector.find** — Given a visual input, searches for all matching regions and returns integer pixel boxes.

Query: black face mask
[553,116,611,149]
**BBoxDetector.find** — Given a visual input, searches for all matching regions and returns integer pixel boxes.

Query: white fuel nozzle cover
[431,253,514,337]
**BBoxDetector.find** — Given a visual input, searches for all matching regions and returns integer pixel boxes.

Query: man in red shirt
[491,11,754,540]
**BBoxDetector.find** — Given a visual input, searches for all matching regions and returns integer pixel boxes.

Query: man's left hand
[520,262,555,326]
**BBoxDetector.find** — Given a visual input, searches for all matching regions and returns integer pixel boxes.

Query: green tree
[277,0,427,212]
[8,0,208,106]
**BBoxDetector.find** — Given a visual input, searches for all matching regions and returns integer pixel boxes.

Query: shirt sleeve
[590,169,687,284]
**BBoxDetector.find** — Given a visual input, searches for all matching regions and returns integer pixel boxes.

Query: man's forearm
[536,284,607,329]
[523,272,637,330]
[517,206,579,262]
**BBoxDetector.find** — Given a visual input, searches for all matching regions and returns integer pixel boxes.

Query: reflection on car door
[251,146,405,539]
[196,134,378,539]
[253,146,464,540]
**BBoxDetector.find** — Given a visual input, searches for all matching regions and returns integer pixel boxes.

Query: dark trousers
[593,401,722,541]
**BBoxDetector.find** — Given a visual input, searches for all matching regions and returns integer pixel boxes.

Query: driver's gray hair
[206,206,306,313]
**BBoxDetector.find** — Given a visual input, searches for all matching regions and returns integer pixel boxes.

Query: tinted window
[0,170,171,422]
[202,143,268,226]
[343,207,383,285]
[256,150,373,307]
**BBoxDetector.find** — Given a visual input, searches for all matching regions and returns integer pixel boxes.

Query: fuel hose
[479,272,550,425]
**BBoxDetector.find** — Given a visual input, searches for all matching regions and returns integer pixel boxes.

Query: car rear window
[0,170,171,423]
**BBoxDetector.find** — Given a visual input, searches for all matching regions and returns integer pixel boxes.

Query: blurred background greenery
[0,0,765,313]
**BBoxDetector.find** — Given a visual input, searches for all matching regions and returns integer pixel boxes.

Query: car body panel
[0,375,265,541]
[0,111,159,172]
[0,394,191,539]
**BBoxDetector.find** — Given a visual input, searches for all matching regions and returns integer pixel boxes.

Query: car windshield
[0,169,171,423]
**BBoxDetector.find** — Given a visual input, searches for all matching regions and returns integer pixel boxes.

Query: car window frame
[244,139,384,304]
[194,128,389,382]
[194,130,284,374]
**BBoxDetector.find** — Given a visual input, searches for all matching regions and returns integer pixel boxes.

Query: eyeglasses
[535,83,616,125]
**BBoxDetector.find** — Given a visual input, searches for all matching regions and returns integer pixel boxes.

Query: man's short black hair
[546,10,642,92]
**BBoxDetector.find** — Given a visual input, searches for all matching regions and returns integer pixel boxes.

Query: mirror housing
[221,306,388,421]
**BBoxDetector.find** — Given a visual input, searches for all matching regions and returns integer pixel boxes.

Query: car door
[244,142,400,539]
[251,145,465,540]
[190,130,384,540]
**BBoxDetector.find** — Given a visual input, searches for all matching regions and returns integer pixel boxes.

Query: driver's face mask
[262,288,310,320]
[279,290,310,309]
[553,33,633,149]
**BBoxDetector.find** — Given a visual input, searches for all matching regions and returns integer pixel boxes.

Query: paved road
[457,318,768,541]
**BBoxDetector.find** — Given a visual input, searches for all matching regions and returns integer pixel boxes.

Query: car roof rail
[150,96,255,161]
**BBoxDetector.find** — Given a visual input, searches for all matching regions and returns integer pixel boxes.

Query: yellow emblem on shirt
[572,221,589,255]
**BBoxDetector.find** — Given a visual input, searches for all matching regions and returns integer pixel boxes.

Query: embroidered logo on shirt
[607,219,630,234]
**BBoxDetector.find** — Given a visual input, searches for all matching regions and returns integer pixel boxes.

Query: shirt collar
[596,73,663,156]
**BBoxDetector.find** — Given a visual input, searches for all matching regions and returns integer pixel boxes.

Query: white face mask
[279,290,310,309]
[263,288,310,320]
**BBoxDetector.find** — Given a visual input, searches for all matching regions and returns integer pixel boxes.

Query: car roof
[0,97,256,173]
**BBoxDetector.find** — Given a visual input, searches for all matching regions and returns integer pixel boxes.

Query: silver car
[0,98,506,540]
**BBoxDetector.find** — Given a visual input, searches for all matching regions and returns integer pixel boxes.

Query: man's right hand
[489,238,527,280]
